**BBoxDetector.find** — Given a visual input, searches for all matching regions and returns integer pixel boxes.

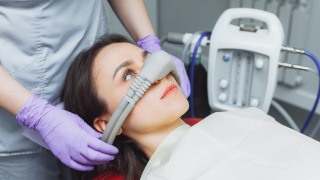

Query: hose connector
[278,62,312,71]
[281,46,305,54]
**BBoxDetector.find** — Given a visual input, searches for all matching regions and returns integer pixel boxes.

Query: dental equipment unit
[101,51,179,144]
[207,8,284,113]
[207,8,320,134]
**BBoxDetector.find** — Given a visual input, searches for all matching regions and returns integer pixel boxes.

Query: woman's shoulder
[194,107,278,133]
[203,107,276,123]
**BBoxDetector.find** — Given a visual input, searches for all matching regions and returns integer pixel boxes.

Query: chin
[181,103,190,117]
[171,99,189,117]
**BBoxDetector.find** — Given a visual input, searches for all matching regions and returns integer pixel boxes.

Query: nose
[154,79,160,84]
[153,74,170,85]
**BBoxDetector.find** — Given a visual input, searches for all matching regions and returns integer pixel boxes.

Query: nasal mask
[101,51,179,144]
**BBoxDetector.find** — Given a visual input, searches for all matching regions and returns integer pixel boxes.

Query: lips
[161,84,178,99]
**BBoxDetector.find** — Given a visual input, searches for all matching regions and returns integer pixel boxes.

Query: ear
[93,114,123,135]
[93,114,109,133]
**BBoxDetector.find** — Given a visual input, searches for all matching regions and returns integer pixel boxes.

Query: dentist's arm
[0,66,31,115]
[0,66,118,171]
[108,0,155,40]
[108,0,191,97]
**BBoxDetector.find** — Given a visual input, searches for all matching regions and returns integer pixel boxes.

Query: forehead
[95,42,141,65]
[93,42,142,74]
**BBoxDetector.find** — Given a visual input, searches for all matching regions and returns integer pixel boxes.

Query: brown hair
[61,34,148,180]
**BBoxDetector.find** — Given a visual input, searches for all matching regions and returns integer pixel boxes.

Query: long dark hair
[61,34,148,180]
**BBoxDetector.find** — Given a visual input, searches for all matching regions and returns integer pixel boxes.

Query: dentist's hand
[137,35,191,97]
[16,95,118,171]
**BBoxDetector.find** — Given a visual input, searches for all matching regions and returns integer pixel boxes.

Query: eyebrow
[113,60,133,79]
[112,50,149,79]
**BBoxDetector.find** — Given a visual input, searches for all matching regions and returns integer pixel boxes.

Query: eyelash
[123,69,136,81]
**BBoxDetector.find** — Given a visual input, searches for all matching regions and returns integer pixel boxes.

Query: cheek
[105,93,122,112]
[104,82,132,113]
[121,95,157,132]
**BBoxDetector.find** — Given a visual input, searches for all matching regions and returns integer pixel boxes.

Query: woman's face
[92,42,189,140]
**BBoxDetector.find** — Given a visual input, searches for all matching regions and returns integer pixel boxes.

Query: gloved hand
[16,95,118,171]
[137,35,191,97]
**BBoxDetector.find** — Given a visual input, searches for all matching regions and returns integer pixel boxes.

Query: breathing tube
[281,47,320,134]
[188,31,212,118]
[300,50,320,133]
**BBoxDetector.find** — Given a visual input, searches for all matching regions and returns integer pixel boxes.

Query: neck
[134,119,185,158]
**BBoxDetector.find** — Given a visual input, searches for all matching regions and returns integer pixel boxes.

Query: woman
[62,34,320,180]
[62,33,189,179]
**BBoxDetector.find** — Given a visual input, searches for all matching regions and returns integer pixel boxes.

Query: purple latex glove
[16,95,118,171]
[137,35,191,97]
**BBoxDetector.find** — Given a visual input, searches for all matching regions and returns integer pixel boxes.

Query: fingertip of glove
[70,160,94,171]
[108,145,119,155]
[83,166,94,171]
